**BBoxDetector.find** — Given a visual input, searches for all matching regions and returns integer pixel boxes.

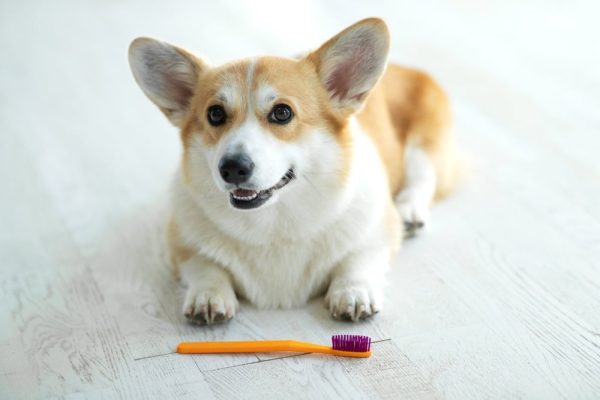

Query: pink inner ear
[166,74,193,107]
[161,63,195,109]
[325,47,369,100]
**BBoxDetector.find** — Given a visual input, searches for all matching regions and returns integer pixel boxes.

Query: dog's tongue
[232,188,257,197]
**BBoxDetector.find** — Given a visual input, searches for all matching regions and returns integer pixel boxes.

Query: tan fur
[181,57,342,143]
[177,55,354,186]
[170,43,455,275]
[130,18,458,323]
[357,65,456,198]
[180,60,249,147]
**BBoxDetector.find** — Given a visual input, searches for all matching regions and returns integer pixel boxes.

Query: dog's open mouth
[229,169,295,210]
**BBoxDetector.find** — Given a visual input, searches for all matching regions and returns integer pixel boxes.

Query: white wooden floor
[2,1,600,399]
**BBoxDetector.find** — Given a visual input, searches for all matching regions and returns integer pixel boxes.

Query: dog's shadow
[91,200,385,354]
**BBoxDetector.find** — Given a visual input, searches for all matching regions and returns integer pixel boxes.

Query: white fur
[215,85,237,105]
[179,254,238,324]
[175,118,398,320]
[396,144,436,233]
[130,20,400,323]
[255,84,278,112]
[203,117,298,197]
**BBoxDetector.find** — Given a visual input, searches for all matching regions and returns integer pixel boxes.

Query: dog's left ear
[307,18,390,115]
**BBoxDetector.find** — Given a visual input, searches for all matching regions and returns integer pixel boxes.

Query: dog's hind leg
[396,144,437,237]
[393,77,457,238]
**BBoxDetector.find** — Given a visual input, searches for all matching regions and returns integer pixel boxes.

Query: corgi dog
[128,18,456,324]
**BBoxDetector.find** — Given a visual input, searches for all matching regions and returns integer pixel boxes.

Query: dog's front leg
[179,254,238,325]
[325,248,390,322]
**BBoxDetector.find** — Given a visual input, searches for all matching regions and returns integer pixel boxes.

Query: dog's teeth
[232,192,258,201]
[230,169,294,203]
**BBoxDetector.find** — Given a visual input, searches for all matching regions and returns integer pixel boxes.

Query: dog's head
[129,18,389,212]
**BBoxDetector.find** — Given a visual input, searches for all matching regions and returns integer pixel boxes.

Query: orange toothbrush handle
[177,340,322,354]
[176,340,371,358]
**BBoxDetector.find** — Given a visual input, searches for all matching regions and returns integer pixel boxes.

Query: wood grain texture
[2,0,600,399]
[337,341,437,400]
[202,341,436,400]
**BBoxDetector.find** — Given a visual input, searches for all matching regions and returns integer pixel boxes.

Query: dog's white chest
[172,117,392,312]
[224,239,333,309]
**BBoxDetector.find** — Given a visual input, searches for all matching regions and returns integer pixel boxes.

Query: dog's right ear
[128,38,206,127]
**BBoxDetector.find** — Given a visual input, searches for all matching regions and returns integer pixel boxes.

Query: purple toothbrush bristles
[331,334,372,352]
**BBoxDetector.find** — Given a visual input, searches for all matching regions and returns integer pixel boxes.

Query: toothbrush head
[331,334,372,353]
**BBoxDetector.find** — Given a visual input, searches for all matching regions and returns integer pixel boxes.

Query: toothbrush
[177,334,372,358]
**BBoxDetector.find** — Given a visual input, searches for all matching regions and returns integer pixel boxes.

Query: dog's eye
[269,104,293,124]
[207,105,227,126]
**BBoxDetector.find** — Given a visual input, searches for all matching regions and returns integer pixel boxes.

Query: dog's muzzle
[229,169,295,210]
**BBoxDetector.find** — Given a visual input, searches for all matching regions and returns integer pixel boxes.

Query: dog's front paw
[183,284,238,326]
[325,285,382,322]
[396,189,431,237]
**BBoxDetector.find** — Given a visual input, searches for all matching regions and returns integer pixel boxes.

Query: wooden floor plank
[202,340,436,400]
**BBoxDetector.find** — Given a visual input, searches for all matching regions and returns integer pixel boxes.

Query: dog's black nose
[218,154,255,184]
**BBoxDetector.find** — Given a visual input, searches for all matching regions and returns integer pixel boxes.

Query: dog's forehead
[209,60,250,106]
[211,57,310,110]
